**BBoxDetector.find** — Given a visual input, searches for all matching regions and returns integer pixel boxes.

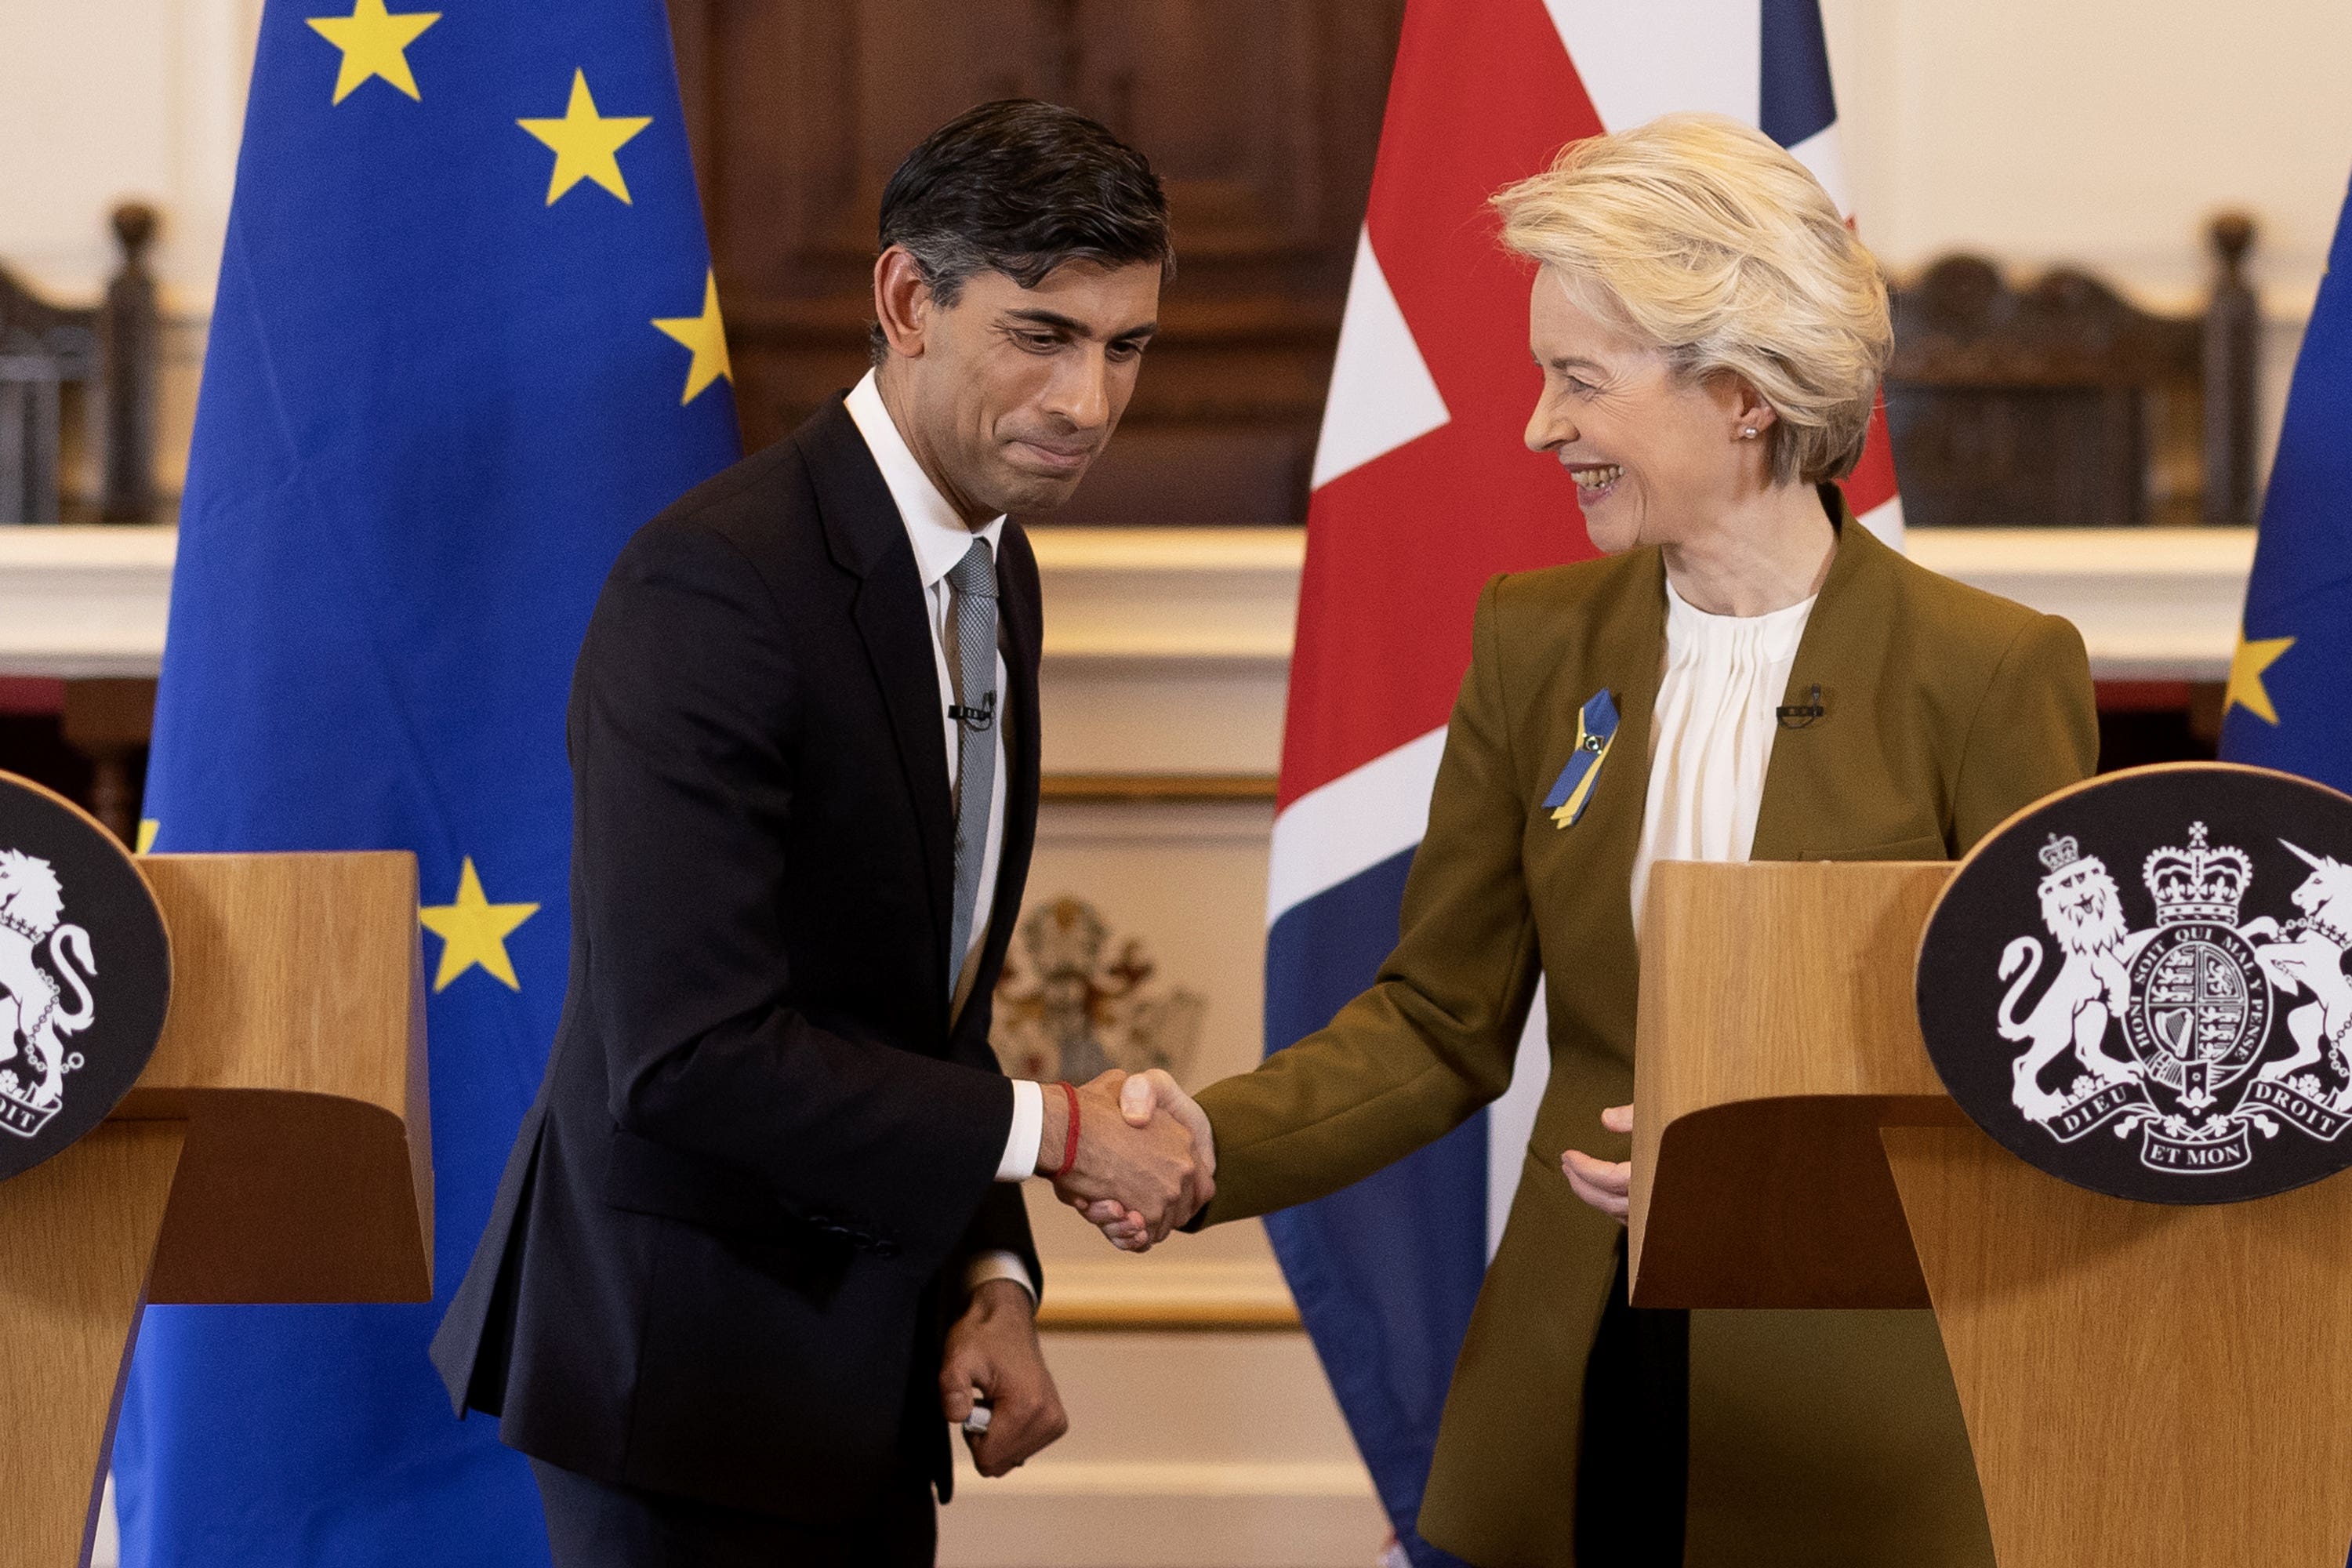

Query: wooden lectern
[1632,860,2352,1567]
[0,853,430,1568]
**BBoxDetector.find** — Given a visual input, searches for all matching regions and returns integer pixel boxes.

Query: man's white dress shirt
[844,372,1042,1301]
[1629,574,1817,932]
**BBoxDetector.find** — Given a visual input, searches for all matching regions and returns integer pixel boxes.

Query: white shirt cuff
[996,1078,1044,1181]
[965,1249,1038,1305]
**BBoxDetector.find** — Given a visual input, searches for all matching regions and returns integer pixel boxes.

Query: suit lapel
[1556,550,1669,951]
[991,525,1042,946]
[798,398,956,981]
[1750,486,1889,862]
[852,564,957,967]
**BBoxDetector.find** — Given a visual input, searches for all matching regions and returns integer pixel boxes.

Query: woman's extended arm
[1180,576,1544,1226]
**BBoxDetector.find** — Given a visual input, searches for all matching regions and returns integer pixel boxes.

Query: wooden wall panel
[666,0,1406,525]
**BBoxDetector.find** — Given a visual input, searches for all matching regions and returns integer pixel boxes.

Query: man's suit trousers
[532,1458,936,1567]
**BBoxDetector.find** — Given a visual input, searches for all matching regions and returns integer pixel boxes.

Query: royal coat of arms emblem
[0,847,99,1138]
[1918,764,2352,1203]
[0,773,170,1183]
[991,895,1205,1087]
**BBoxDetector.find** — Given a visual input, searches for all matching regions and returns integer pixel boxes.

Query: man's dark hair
[870,100,1174,365]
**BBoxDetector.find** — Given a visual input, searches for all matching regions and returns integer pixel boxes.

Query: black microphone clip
[1775,683,1824,730]
[949,691,997,732]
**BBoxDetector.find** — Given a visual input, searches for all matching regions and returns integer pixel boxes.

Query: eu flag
[120,2,738,1561]
[2220,172,2352,787]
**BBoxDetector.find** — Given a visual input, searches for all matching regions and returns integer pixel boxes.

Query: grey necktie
[945,539,998,996]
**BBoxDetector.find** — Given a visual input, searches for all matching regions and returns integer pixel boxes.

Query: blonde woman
[1102,114,2097,1564]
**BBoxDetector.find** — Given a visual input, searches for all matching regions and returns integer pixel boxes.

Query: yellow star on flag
[419,857,539,993]
[652,270,733,405]
[306,0,441,104]
[2223,633,2295,726]
[517,70,653,205]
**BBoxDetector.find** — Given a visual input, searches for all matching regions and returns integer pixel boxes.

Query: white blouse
[1628,574,1817,935]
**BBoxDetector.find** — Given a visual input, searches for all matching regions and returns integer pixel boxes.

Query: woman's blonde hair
[1492,112,1891,487]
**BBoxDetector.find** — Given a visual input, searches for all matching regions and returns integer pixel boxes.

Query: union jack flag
[1261,4,1897,1561]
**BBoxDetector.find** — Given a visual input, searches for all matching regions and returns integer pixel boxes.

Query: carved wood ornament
[1886,214,2259,528]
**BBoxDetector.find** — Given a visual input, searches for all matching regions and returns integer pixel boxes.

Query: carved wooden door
[666,0,1405,524]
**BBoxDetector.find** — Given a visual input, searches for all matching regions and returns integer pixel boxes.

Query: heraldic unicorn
[1997,819,2352,1174]
[0,847,96,1138]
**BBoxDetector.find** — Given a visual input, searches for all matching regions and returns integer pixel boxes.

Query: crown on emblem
[0,1070,60,1142]
[2142,821,2252,927]
[2038,833,2082,874]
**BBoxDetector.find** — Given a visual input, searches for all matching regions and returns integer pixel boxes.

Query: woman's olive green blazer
[1192,493,2099,1566]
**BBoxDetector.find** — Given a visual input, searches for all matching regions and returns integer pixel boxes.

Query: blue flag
[2219,172,2352,787]
[120,2,738,1561]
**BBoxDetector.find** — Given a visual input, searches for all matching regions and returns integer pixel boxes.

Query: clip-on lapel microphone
[1776,683,1824,730]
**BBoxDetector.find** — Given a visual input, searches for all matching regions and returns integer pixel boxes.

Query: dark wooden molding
[60,677,156,847]
[1036,1298,1301,1333]
[1040,774,1277,803]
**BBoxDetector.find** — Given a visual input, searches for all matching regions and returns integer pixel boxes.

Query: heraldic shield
[0,771,169,1183]
[1918,761,2352,1203]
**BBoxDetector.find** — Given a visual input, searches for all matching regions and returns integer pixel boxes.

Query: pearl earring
[1739,426,1759,440]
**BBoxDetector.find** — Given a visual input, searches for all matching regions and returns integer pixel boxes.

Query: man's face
[882,256,1161,523]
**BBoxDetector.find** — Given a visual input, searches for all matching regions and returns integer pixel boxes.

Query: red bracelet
[1051,1081,1081,1181]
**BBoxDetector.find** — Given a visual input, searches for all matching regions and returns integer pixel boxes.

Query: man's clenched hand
[940,1279,1067,1478]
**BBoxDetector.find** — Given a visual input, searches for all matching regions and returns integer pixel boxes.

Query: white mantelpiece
[1022,524,2256,779]
[0,526,177,680]
[1903,528,2255,683]
[0,524,2256,777]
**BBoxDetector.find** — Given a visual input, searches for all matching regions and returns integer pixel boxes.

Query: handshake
[1031,1069,1214,1251]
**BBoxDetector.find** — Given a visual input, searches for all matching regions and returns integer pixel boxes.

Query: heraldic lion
[1998,845,2141,1119]
[0,848,96,1111]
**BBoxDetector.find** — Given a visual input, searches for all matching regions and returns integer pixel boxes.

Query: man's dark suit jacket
[430,394,1044,1523]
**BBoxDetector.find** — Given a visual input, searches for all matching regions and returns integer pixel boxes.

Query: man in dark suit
[430,100,1211,1566]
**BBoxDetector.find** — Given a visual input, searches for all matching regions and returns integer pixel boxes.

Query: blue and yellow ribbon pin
[1542,690,1619,829]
